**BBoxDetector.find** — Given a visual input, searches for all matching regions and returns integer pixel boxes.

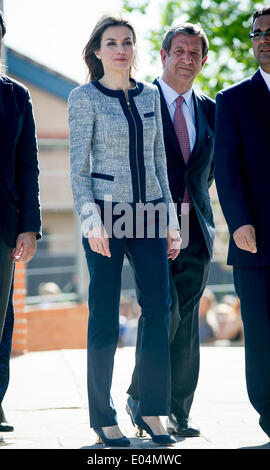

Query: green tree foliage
[122,0,264,97]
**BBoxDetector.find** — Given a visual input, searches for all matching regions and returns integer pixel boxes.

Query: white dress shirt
[260,67,270,92]
[157,76,196,152]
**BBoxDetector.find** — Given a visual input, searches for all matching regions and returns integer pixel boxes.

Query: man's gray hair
[162,23,209,59]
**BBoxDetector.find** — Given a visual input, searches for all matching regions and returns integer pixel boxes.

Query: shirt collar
[259,67,270,92]
[158,76,193,109]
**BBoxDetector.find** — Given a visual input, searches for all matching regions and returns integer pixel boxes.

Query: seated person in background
[214,298,243,342]
[119,296,140,348]
[199,288,219,343]
[38,282,62,309]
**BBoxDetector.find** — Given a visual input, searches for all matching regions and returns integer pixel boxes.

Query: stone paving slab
[0,346,269,451]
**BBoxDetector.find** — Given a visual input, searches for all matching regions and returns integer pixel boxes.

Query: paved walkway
[0,344,269,450]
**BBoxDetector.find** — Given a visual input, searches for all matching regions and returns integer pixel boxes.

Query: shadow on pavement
[80,436,182,449]
[239,441,270,449]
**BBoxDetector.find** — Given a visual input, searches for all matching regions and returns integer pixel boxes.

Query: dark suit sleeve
[15,88,41,238]
[214,91,253,235]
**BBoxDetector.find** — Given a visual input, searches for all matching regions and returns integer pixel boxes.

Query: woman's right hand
[167,228,181,261]
[87,226,111,257]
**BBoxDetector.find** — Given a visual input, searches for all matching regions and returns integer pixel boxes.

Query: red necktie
[173,96,192,212]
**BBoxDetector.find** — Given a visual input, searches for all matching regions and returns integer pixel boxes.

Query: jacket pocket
[144,112,155,118]
[91,172,114,181]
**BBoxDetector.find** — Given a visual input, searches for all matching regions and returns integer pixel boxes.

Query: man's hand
[87,226,111,258]
[13,232,37,263]
[233,225,257,253]
[167,228,181,261]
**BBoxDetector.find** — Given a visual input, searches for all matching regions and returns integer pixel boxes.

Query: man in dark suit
[0,11,41,442]
[214,6,270,438]
[127,23,215,437]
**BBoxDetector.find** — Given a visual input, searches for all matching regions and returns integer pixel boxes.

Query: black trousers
[234,266,270,437]
[82,223,172,428]
[0,235,14,409]
[0,235,14,342]
[0,284,14,407]
[127,208,211,420]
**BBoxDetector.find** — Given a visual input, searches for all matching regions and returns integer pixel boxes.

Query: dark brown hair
[83,14,137,82]
[162,23,209,59]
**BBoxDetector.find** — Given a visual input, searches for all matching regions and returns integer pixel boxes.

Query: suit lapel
[0,76,18,118]
[0,76,18,143]
[187,91,207,167]
[250,69,270,135]
[153,79,186,168]
[154,79,209,169]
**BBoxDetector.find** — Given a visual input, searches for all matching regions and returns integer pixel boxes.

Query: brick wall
[12,263,88,353]
[25,303,88,351]
[12,262,27,354]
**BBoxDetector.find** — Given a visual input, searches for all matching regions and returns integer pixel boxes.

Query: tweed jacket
[68,79,178,233]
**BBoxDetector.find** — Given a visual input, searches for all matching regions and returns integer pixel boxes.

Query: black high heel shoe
[134,411,176,446]
[94,427,131,447]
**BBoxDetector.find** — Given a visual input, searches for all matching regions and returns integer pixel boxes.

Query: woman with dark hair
[68,14,180,447]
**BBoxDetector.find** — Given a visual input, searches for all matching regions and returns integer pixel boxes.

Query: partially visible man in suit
[0,11,41,443]
[127,23,215,437]
[214,6,270,439]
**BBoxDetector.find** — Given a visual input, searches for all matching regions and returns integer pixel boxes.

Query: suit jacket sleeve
[214,91,254,235]
[15,88,41,237]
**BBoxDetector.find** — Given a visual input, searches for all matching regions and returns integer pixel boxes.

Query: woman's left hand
[167,228,181,261]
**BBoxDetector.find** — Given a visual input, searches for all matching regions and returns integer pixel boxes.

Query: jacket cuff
[80,202,103,237]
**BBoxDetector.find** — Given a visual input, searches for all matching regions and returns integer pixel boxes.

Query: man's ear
[160,48,167,67]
